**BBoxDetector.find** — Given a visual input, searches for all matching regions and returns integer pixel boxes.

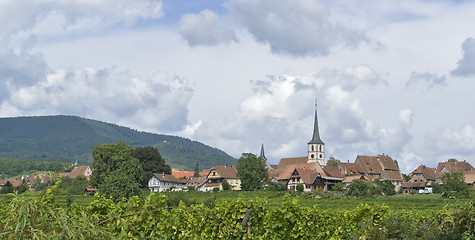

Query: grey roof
[308,102,325,145]
[260,143,266,159]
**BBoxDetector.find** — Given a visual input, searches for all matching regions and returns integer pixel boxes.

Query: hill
[0,115,236,170]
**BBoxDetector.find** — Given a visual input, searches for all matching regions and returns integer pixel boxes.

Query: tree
[326,156,340,166]
[221,179,231,191]
[237,153,268,191]
[193,162,200,177]
[0,181,13,194]
[447,158,458,162]
[441,172,471,198]
[332,182,345,192]
[90,141,142,201]
[347,179,375,198]
[296,183,304,192]
[133,146,171,187]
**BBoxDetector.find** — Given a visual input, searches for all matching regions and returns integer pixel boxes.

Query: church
[273,100,344,191]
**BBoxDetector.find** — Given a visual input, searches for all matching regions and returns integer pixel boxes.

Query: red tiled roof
[342,175,370,183]
[186,176,208,187]
[69,166,91,178]
[277,157,308,171]
[377,155,399,171]
[401,182,425,189]
[323,166,343,178]
[277,163,318,180]
[171,170,195,180]
[339,162,364,175]
[356,155,383,174]
[410,165,436,180]
[464,171,475,184]
[437,161,474,173]
[208,165,238,179]
[295,168,318,185]
[206,182,221,188]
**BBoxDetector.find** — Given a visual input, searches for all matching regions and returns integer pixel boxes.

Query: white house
[148,173,186,192]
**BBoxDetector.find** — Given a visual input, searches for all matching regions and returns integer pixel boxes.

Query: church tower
[259,141,268,168]
[308,99,325,165]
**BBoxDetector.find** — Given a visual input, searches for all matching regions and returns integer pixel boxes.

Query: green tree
[193,162,200,177]
[221,179,231,191]
[347,179,375,198]
[326,156,341,166]
[133,146,171,187]
[442,172,472,198]
[296,183,304,192]
[90,141,142,201]
[332,182,345,192]
[447,158,458,162]
[0,181,13,194]
[237,153,268,191]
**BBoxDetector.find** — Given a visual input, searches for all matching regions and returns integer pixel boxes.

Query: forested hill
[0,115,236,170]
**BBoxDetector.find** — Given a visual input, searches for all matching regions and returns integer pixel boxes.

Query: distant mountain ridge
[0,115,236,170]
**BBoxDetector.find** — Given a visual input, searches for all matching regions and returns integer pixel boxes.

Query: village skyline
[1,0,475,173]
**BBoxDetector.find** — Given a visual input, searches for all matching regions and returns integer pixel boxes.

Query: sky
[1,0,475,173]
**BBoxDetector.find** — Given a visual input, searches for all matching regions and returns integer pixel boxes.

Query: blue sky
[1,0,475,173]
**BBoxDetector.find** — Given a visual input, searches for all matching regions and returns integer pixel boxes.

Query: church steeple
[308,99,325,165]
[260,142,266,159]
[259,140,268,168]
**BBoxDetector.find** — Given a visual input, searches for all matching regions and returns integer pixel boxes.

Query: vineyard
[1,182,474,239]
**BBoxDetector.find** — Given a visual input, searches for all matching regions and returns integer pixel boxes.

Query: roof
[186,176,208,187]
[171,170,195,180]
[437,161,474,173]
[323,166,343,178]
[308,105,325,145]
[205,182,221,188]
[377,155,399,171]
[401,182,425,189]
[381,171,404,181]
[464,171,475,184]
[69,166,91,178]
[410,165,436,180]
[294,168,318,185]
[277,157,308,171]
[277,162,318,180]
[208,165,238,179]
[152,173,186,184]
[342,175,369,183]
[339,162,364,175]
[260,143,266,159]
[356,155,383,174]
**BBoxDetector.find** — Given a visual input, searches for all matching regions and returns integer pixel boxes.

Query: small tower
[308,99,325,165]
[259,140,268,168]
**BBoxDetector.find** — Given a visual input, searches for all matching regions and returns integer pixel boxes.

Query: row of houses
[0,165,92,190]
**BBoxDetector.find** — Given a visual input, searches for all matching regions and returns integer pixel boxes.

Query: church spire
[308,99,324,145]
[260,141,266,159]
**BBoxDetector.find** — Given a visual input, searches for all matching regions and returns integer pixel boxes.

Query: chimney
[225,163,227,168]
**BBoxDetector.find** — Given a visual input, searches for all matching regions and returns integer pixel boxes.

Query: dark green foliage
[58,175,89,195]
[375,180,396,196]
[221,179,231,191]
[326,156,340,166]
[193,162,200,177]
[347,179,376,197]
[237,153,268,191]
[441,172,472,198]
[296,183,304,192]
[0,181,13,194]
[0,115,236,169]
[91,142,142,202]
[133,146,171,187]
[432,182,441,193]
[332,182,345,192]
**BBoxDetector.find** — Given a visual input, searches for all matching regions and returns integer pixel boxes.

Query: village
[1,103,474,196]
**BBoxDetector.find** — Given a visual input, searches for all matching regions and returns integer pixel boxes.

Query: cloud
[451,37,475,77]
[0,0,163,39]
[425,125,475,156]
[1,67,193,132]
[406,72,447,89]
[312,65,386,91]
[226,0,368,57]
[179,9,237,46]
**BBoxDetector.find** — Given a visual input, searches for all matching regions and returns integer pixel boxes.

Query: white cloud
[179,9,237,46]
[427,125,475,155]
[451,37,475,77]
[2,67,193,132]
[226,0,368,56]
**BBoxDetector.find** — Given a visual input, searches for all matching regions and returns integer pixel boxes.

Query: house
[355,154,404,191]
[172,169,210,180]
[401,182,426,195]
[464,171,475,187]
[408,165,436,185]
[278,163,343,191]
[69,166,92,179]
[205,165,241,191]
[148,173,186,192]
[435,160,474,183]
[186,176,208,191]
